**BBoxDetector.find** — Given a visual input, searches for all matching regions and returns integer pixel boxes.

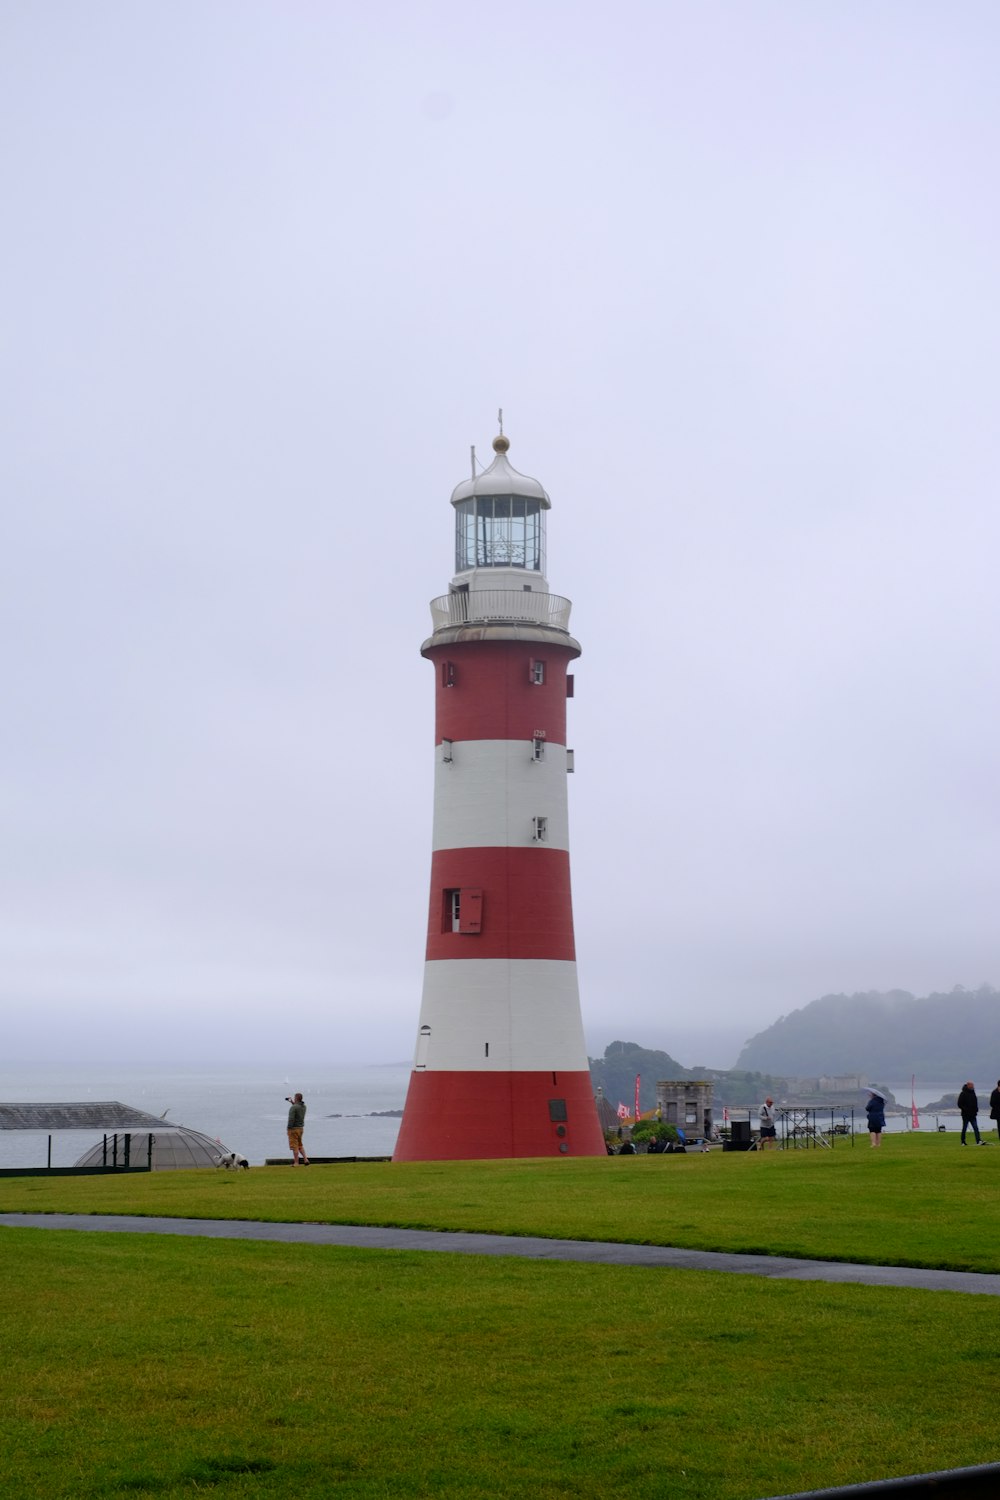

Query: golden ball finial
[493,434,510,454]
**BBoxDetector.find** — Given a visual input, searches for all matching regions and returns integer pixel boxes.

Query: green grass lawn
[3,1131,1000,1272]
[3,1229,1000,1500]
[3,1133,1000,1498]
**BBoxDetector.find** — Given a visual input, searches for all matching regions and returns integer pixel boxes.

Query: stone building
[656,1079,713,1140]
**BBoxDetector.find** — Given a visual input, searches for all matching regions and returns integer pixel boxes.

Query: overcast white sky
[2,2,998,1071]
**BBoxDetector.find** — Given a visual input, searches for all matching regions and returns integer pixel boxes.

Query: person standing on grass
[958,1081,983,1145]
[865,1089,886,1148]
[990,1081,1000,1143]
[286,1092,310,1166]
[758,1097,777,1150]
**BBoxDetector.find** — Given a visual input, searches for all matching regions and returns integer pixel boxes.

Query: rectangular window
[566,749,574,773]
[415,1025,431,1070]
[548,1099,568,1123]
[441,738,453,763]
[531,735,545,762]
[532,816,548,843]
[444,888,482,933]
[530,659,545,685]
[566,674,574,698]
[442,661,456,688]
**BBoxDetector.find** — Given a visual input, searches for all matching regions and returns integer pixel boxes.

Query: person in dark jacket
[958,1082,982,1145]
[285,1092,310,1165]
[865,1089,886,1148]
[990,1081,1000,1143]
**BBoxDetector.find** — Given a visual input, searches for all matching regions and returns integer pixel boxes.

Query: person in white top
[758,1097,777,1150]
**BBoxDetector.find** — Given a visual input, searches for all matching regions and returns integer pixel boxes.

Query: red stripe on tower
[394,423,605,1162]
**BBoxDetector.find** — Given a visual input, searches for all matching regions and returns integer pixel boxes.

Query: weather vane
[497,407,503,436]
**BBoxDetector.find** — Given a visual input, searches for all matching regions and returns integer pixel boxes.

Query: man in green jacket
[286,1093,310,1166]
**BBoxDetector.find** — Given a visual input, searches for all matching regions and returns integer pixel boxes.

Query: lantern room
[449,434,551,588]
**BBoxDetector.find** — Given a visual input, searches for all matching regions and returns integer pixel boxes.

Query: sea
[0,1060,411,1170]
[883,1082,975,1133]
[0,1068,982,1171]
[779,1083,976,1135]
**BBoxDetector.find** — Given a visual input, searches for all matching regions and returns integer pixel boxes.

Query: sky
[2,2,998,1072]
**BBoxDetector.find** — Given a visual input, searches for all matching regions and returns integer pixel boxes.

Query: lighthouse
[394,424,605,1162]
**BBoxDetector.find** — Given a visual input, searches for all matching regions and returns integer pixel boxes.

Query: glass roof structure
[73,1125,237,1170]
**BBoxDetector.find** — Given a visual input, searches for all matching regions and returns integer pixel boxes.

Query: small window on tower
[416,1025,431,1070]
[444,888,483,934]
[441,739,453,764]
[531,735,545,762]
[442,661,456,688]
[532,816,548,843]
[566,674,574,698]
[530,659,546,685]
[566,749,575,773]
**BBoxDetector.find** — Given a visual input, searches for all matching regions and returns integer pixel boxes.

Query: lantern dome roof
[450,434,551,508]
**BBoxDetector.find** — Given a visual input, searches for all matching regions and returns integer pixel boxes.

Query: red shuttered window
[444,888,484,934]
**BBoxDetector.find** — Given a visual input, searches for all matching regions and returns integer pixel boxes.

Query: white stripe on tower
[394,429,605,1162]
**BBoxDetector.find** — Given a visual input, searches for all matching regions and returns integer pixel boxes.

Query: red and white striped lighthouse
[394,425,605,1162]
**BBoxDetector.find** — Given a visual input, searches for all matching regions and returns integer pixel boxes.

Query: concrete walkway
[2,1212,999,1295]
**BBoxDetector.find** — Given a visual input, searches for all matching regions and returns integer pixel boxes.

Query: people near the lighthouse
[958,1081,983,1145]
[990,1081,1000,1143]
[286,1092,310,1165]
[865,1088,886,1148]
[758,1097,777,1150]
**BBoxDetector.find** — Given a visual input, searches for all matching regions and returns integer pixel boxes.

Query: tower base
[393,1069,606,1162]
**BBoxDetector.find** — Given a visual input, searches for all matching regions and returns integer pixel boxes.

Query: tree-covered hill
[588,1040,690,1116]
[735,985,1000,1078]
[588,1040,791,1114]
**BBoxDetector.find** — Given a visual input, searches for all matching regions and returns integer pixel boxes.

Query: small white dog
[217,1151,250,1171]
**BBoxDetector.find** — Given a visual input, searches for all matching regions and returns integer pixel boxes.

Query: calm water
[883,1081,996,1134]
[1,1069,990,1170]
[0,1061,410,1168]
[788,1084,983,1134]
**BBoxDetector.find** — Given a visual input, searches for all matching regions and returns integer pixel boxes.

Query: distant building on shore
[785,1074,870,1097]
[656,1079,713,1139]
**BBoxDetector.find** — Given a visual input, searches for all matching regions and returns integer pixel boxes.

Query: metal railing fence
[429,589,573,632]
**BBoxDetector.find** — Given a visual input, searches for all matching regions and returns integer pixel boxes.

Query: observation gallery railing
[429,590,573,632]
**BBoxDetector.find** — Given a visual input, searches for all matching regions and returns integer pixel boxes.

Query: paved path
[2,1213,999,1295]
